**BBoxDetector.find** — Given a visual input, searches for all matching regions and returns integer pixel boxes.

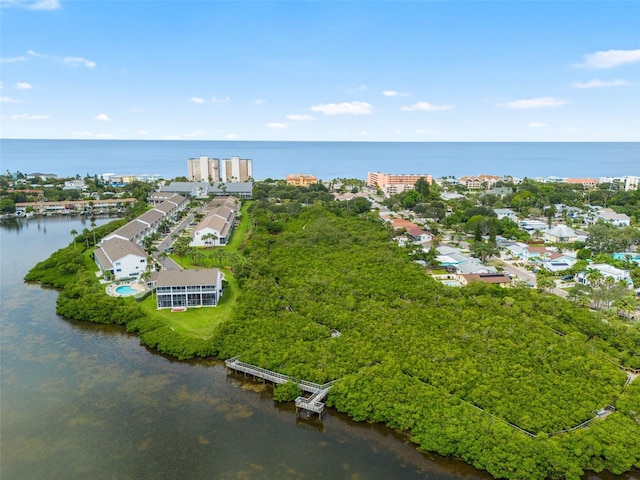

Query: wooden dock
[224,357,336,419]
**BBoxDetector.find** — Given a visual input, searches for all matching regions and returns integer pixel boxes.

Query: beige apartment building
[458,174,502,190]
[187,156,253,183]
[286,174,319,187]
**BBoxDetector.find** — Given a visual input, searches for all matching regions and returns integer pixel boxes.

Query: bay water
[1,216,492,479]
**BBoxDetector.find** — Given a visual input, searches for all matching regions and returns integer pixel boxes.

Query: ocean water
[0,139,638,181]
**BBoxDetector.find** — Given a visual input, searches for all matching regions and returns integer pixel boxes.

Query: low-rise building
[544,225,578,243]
[190,205,236,247]
[155,269,223,309]
[540,252,578,273]
[458,174,502,190]
[595,208,631,227]
[436,246,498,274]
[494,208,517,221]
[159,181,253,199]
[286,174,319,187]
[94,237,148,280]
[576,264,633,288]
[459,273,512,287]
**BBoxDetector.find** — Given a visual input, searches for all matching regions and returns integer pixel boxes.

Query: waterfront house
[94,237,148,281]
[155,269,223,309]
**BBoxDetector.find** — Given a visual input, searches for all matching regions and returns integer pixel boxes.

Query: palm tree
[82,228,91,247]
[90,221,97,245]
[202,233,218,248]
[70,229,78,250]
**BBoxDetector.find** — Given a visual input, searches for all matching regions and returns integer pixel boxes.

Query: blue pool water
[115,285,137,295]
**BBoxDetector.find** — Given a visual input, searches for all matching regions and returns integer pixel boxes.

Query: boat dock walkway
[224,357,337,418]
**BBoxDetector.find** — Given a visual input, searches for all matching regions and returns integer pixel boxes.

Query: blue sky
[1,0,639,141]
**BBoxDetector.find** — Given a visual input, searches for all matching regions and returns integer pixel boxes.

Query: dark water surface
[1,216,637,479]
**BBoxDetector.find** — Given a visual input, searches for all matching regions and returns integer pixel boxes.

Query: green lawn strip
[224,201,251,251]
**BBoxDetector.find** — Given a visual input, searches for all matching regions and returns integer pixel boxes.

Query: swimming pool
[115,285,137,296]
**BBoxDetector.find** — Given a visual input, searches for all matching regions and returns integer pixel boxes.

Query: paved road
[151,212,195,270]
[499,260,569,298]
[500,262,536,286]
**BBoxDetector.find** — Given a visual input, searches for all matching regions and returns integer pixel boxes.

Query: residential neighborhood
[1,168,639,318]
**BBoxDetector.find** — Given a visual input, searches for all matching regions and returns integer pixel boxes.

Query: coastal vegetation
[23,187,640,480]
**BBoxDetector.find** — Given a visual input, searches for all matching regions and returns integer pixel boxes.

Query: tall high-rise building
[187,156,253,182]
[220,156,253,182]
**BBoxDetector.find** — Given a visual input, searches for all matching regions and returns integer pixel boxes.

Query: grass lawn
[136,268,239,339]
[134,201,252,339]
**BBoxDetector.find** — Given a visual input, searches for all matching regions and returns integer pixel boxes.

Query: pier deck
[225,357,336,418]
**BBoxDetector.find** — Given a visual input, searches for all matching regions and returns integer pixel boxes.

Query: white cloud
[190,97,206,104]
[63,56,96,68]
[211,96,230,104]
[498,97,568,109]
[184,130,204,137]
[225,133,240,139]
[16,82,33,90]
[0,96,21,103]
[95,113,111,121]
[358,131,368,136]
[383,90,409,97]
[310,101,373,115]
[0,56,27,63]
[27,50,42,57]
[401,101,453,111]
[138,130,147,135]
[286,114,315,121]
[11,113,49,120]
[578,49,640,69]
[27,0,60,10]
[528,122,547,128]
[415,129,436,134]
[266,122,287,129]
[0,0,60,9]
[73,131,117,140]
[254,99,266,105]
[571,78,630,89]
[161,135,181,140]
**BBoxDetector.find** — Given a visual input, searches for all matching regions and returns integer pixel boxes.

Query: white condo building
[187,156,253,183]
